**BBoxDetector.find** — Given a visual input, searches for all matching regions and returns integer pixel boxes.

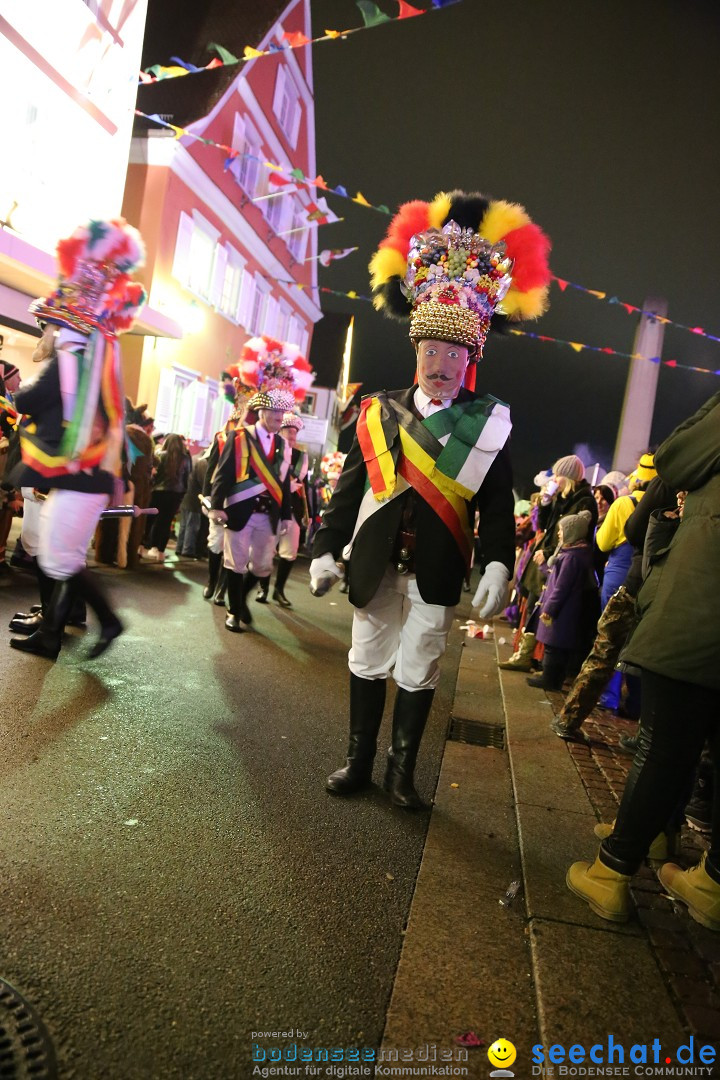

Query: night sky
[308,0,720,491]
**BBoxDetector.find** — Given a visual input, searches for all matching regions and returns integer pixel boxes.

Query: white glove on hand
[208,509,228,524]
[309,553,345,597]
[472,561,510,619]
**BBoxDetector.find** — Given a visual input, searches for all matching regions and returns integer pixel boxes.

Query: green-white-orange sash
[354,393,511,567]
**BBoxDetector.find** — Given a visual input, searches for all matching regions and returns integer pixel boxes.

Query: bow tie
[429,398,444,407]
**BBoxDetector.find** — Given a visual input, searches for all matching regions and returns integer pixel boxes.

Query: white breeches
[276,519,300,561]
[223,513,276,578]
[207,517,225,555]
[38,489,109,580]
[348,566,456,691]
[20,487,43,557]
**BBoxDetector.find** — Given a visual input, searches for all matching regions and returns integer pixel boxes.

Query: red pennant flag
[282,30,311,47]
[664,360,677,367]
[601,347,615,355]
[622,303,637,315]
[554,278,569,292]
[690,327,705,335]
[397,1,424,16]
[269,172,292,186]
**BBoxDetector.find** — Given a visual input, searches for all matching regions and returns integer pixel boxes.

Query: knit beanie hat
[559,509,592,545]
[552,455,585,483]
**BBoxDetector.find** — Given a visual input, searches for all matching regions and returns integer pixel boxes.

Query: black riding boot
[74,570,123,658]
[10,565,56,633]
[213,566,228,606]
[10,577,76,659]
[239,571,257,626]
[273,558,293,607]
[327,674,387,795]
[255,575,271,603]
[384,687,435,810]
[204,551,222,599]
[224,571,245,632]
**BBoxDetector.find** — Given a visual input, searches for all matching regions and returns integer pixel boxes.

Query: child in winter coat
[528,510,598,690]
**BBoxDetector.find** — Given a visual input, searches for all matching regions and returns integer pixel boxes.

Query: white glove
[208,509,228,524]
[309,553,345,597]
[278,520,289,537]
[472,561,510,619]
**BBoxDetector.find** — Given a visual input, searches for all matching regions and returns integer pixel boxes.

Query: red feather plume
[502,224,552,292]
[378,199,432,256]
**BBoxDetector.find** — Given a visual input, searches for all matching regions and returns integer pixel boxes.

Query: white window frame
[272,64,302,149]
[217,244,246,322]
[287,198,309,262]
[249,276,271,335]
[233,116,263,199]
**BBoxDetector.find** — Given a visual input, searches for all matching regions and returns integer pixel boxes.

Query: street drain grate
[449,717,505,749]
[0,978,57,1079]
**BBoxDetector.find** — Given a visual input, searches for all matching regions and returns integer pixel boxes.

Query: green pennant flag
[208,42,239,64]
[290,167,306,181]
[356,1,391,27]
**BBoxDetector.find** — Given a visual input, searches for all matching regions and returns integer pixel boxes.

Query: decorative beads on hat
[29,218,146,337]
[266,388,297,412]
[247,391,273,412]
[281,412,304,431]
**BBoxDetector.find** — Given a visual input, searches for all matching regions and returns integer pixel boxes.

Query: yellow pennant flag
[263,161,282,171]
[169,125,184,139]
[347,290,358,299]
[588,290,606,299]
[353,192,371,207]
[324,28,345,37]
[569,342,584,352]
[243,46,265,59]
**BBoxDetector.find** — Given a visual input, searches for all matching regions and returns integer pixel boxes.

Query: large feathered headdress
[234,335,315,403]
[369,190,551,357]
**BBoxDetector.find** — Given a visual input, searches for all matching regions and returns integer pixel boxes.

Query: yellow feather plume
[428,192,452,230]
[501,284,549,321]
[369,247,407,298]
[479,200,530,243]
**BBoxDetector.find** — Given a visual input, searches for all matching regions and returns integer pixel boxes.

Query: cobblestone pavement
[544,690,720,1047]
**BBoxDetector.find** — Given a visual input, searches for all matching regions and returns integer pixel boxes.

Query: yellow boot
[593,822,680,868]
[658,852,720,931]
[498,632,536,672]
[566,854,631,922]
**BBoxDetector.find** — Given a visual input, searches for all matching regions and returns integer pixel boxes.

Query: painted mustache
[427,373,451,381]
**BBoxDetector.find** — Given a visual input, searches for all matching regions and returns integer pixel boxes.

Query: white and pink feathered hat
[237,335,315,403]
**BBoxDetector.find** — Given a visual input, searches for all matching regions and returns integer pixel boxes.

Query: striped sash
[224,428,284,508]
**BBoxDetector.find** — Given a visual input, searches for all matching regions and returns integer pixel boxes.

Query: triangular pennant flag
[353,192,372,207]
[377,204,390,214]
[555,278,569,291]
[138,69,154,83]
[664,360,677,367]
[324,29,342,37]
[208,43,239,64]
[290,167,306,181]
[588,290,606,300]
[170,56,203,72]
[333,185,348,198]
[432,0,459,7]
[268,43,286,52]
[356,1,391,27]
[398,0,424,16]
[311,175,329,190]
[269,172,291,186]
[600,347,615,355]
[569,342,584,352]
[169,124,184,138]
[608,296,619,304]
[243,46,265,59]
[622,303,637,315]
[205,59,223,70]
[690,326,705,335]
[347,290,358,298]
[282,30,311,47]
[648,356,661,364]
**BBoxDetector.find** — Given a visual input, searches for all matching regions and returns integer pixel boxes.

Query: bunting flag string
[140,0,461,82]
[552,274,720,346]
[134,110,392,215]
[509,329,720,379]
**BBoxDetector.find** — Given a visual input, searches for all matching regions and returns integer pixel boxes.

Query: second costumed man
[311,189,551,809]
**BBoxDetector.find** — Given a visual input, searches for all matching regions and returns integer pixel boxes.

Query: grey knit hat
[552,455,586,483]
[559,510,593,545]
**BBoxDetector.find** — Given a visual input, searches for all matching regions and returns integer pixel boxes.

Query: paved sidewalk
[380,621,720,1078]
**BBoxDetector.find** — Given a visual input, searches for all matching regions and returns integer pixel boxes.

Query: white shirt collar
[414,386,453,417]
[255,423,275,452]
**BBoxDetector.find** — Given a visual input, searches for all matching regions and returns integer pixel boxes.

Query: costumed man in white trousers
[255,411,309,608]
[209,388,295,633]
[8,218,147,660]
[310,188,552,809]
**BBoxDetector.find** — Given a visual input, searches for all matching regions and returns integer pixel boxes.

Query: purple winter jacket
[536,543,597,650]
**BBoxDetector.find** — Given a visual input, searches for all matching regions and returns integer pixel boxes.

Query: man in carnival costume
[255,411,309,608]
[209,335,314,632]
[8,218,147,660]
[311,190,551,809]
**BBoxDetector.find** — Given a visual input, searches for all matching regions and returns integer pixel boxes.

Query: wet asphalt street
[0,554,465,1079]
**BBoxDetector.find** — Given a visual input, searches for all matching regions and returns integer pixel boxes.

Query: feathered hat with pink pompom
[236,335,315,403]
[30,218,147,336]
[369,190,551,378]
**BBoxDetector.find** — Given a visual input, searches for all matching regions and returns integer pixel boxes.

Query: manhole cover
[0,978,56,1079]
[449,717,505,749]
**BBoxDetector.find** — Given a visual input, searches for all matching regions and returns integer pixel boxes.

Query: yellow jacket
[596,491,643,552]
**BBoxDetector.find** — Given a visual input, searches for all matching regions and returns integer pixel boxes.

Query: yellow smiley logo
[488,1039,517,1069]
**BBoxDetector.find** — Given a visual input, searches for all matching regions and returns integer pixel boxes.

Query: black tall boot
[238,571,257,627]
[74,570,123,658]
[273,558,293,608]
[204,551,222,599]
[224,571,246,632]
[255,575,271,603]
[9,565,56,633]
[213,566,228,606]
[10,577,76,659]
[326,674,387,795]
[384,687,435,810]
